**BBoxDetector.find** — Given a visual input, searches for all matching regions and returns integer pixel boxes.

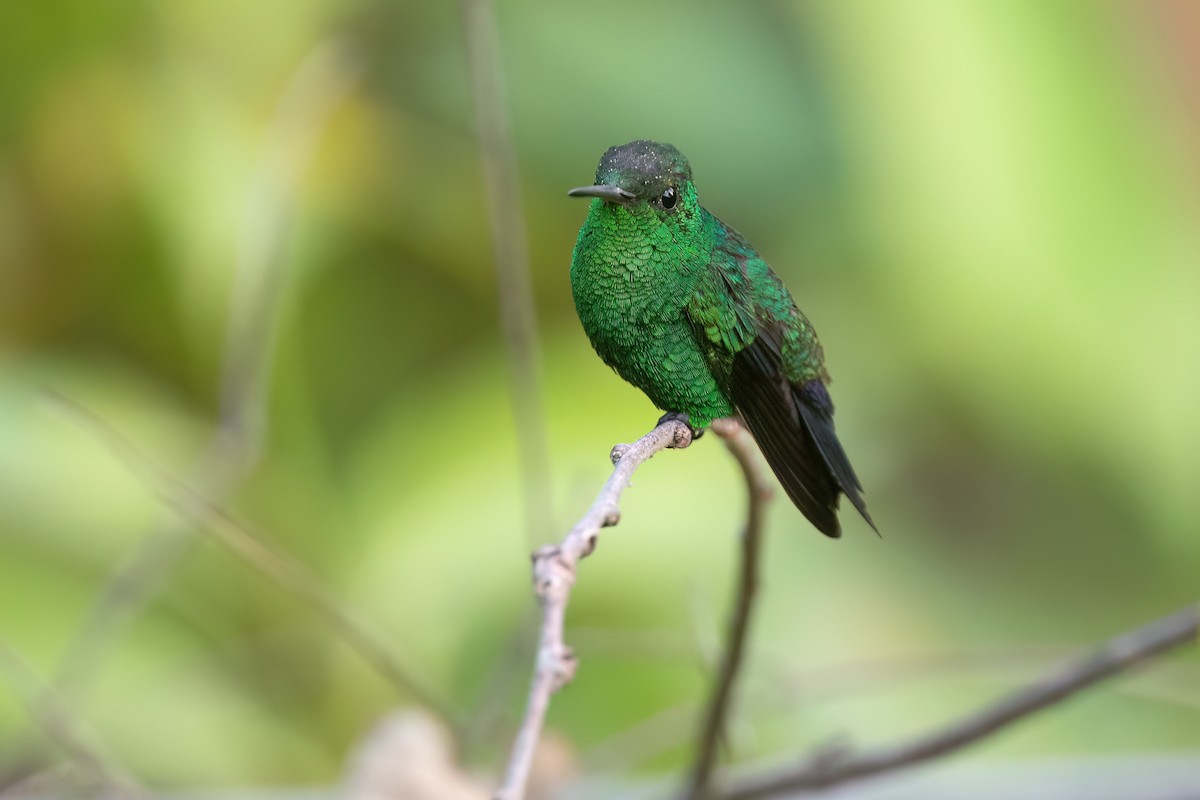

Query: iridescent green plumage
[569,140,874,537]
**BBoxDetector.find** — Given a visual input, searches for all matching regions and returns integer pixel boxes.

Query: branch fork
[494,415,1199,800]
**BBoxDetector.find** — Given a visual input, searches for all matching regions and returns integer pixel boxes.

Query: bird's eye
[660,186,677,210]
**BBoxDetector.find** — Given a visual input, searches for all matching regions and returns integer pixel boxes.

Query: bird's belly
[581,309,733,427]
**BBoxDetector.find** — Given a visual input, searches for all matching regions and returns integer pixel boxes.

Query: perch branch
[717,602,1200,800]
[684,418,773,800]
[494,419,696,800]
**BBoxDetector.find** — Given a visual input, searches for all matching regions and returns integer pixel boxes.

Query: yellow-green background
[1,0,1197,789]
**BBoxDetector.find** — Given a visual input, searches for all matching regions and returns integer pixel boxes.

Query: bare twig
[494,419,695,800]
[460,0,552,546]
[0,640,142,798]
[46,392,463,729]
[685,418,774,800]
[584,629,1200,776]
[53,39,361,703]
[717,603,1200,800]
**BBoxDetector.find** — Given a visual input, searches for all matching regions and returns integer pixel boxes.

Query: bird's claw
[657,411,705,447]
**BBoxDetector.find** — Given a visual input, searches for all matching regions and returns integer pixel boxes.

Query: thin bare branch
[0,640,142,798]
[583,634,1200,776]
[494,419,695,800]
[53,39,361,703]
[46,392,464,729]
[460,0,553,546]
[684,418,774,800]
[717,603,1200,800]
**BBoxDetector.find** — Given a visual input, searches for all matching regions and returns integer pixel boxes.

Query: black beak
[567,185,636,203]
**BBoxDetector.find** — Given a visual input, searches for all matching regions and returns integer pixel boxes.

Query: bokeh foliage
[1,0,1197,788]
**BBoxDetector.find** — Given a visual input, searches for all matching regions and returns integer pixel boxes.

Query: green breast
[570,201,733,426]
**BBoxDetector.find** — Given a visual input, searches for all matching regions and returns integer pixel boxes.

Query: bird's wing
[686,224,874,537]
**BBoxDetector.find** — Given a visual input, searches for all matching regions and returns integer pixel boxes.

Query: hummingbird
[568,140,875,537]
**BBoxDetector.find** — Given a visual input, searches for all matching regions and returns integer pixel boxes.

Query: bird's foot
[657,411,705,448]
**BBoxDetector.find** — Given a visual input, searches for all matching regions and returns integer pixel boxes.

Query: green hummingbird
[568,140,875,537]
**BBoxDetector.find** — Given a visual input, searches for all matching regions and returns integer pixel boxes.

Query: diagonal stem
[494,419,695,800]
[47,392,462,728]
[0,640,142,798]
[52,39,361,705]
[717,603,1200,799]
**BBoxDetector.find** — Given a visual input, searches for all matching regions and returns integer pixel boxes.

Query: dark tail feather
[728,342,875,537]
[747,411,843,537]
[796,392,878,534]
[729,350,844,537]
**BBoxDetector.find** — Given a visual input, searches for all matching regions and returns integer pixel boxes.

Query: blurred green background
[1,0,1197,791]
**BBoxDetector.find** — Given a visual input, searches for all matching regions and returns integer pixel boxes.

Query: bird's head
[568,140,701,227]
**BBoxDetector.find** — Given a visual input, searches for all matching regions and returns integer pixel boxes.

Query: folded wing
[687,225,875,537]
